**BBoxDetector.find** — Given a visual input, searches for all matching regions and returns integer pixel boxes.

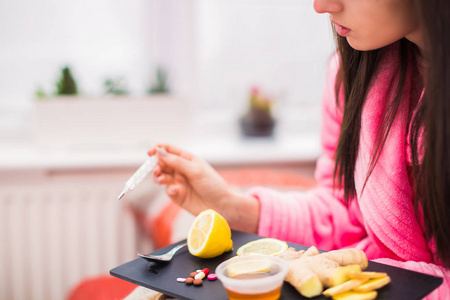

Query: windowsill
[0,106,321,171]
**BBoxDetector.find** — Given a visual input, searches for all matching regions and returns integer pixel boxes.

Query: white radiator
[0,170,153,300]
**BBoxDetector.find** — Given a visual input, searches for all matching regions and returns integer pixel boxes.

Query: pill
[190,272,198,278]
[177,278,186,283]
[196,269,202,273]
[202,268,210,276]
[193,279,203,286]
[207,274,217,281]
[185,277,194,285]
[194,272,205,280]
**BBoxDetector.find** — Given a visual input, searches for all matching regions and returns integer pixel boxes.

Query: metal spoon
[138,242,188,262]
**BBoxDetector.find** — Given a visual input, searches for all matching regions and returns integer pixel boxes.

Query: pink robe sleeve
[249,55,367,251]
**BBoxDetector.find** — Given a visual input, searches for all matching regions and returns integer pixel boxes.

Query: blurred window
[193,0,334,110]
[0,0,333,133]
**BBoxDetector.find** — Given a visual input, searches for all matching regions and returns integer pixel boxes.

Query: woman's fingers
[148,143,199,208]
[152,164,162,177]
[152,173,166,184]
[166,184,183,205]
[149,144,195,176]
[151,143,194,160]
[165,176,188,206]
[166,184,179,196]
[158,151,199,177]
[153,163,174,181]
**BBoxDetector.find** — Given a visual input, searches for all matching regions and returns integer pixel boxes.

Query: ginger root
[278,247,369,298]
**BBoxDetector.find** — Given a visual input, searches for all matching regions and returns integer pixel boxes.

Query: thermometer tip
[118,192,125,200]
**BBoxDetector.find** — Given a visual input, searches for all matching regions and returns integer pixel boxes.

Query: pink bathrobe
[250,48,450,299]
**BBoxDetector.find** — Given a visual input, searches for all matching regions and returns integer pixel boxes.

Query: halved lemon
[187,209,233,258]
[236,238,288,256]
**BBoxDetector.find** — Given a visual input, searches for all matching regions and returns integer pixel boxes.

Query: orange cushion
[66,275,138,300]
[149,201,182,249]
[218,167,316,188]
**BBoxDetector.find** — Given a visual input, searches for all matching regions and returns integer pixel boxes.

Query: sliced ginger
[329,265,362,287]
[348,271,388,280]
[331,290,378,300]
[327,271,391,299]
[352,276,391,292]
[323,279,368,297]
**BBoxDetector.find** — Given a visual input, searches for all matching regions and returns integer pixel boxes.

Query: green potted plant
[56,66,78,95]
[148,67,169,94]
[34,85,47,99]
[34,66,78,100]
[104,77,129,96]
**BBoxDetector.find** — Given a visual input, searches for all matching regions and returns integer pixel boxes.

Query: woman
[148,0,450,298]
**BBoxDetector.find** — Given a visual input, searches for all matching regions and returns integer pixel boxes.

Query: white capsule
[194,272,206,280]
[177,277,186,283]
[196,269,202,273]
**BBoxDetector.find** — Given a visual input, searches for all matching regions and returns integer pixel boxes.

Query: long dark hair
[333,1,450,268]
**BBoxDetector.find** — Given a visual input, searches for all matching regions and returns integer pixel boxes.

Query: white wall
[194,0,334,111]
[0,0,334,135]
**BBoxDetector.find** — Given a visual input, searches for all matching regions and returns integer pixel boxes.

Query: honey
[225,285,282,300]
[225,272,283,300]
[216,255,288,300]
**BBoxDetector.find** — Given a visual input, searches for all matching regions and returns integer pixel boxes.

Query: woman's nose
[313,0,343,14]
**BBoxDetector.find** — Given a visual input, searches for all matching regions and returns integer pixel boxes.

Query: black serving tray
[111,230,442,300]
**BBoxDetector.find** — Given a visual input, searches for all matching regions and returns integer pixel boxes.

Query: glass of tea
[215,254,289,300]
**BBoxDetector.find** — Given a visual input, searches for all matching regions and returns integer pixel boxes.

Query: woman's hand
[148,144,230,215]
[148,144,260,233]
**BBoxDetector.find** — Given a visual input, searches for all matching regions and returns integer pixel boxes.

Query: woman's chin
[346,38,396,52]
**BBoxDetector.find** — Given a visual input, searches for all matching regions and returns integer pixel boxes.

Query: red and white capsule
[194,268,210,280]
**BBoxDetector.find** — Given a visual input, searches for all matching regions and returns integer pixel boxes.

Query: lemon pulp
[187,209,233,258]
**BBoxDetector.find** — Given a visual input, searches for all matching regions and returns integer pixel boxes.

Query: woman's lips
[333,22,351,37]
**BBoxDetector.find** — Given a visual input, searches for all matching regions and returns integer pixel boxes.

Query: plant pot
[240,111,276,137]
